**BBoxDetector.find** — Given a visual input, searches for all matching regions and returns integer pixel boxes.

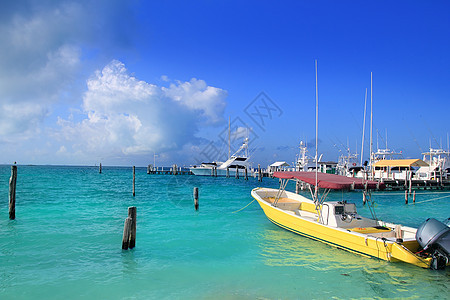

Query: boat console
[320,201,376,228]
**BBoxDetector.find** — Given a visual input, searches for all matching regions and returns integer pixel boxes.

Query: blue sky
[0,0,449,167]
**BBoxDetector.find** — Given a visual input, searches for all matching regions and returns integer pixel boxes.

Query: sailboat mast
[361,88,367,166]
[228,116,231,158]
[369,72,373,178]
[315,59,319,196]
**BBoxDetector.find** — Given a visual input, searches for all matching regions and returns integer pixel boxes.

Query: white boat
[337,150,364,178]
[416,148,450,181]
[190,138,252,177]
[296,141,316,172]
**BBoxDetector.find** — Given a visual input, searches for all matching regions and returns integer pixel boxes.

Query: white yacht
[190,138,252,177]
[296,141,320,172]
[416,148,450,180]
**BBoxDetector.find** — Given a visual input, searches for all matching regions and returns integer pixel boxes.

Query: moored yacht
[416,148,450,180]
[190,138,252,176]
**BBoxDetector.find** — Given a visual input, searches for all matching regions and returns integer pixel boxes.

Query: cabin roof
[270,161,290,167]
[372,159,428,167]
[273,171,383,190]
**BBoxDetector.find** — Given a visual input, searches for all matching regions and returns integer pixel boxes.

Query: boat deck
[260,196,415,242]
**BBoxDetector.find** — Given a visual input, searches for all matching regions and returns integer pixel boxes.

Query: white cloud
[56,60,227,161]
[0,1,133,141]
[163,79,227,125]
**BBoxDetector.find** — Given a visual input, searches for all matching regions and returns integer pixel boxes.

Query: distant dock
[380,179,450,191]
[147,165,192,175]
[145,165,273,177]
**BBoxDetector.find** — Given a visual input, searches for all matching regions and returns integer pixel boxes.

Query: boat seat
[275,202,300,210]
[298,202,318,214]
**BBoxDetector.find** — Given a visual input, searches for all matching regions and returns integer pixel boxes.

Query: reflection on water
[258,226,450,298]
[258,227,376,270]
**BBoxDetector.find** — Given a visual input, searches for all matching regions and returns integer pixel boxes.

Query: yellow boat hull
[252,188,433,268]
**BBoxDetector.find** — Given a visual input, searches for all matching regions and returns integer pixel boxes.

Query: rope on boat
[409,193,450,204]
[232,199,256,214]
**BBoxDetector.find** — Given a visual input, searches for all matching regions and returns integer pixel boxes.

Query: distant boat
[417,148,450,180]
[190,138,252,177]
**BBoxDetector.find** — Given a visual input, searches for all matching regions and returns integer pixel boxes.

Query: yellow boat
[251,171,450,269]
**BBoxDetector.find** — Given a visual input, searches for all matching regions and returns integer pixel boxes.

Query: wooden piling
[122,217,132,250]
[244,168,248,180]
[99,163,102,174]
[258,164,262,182]
[226,167,229,178]
[132,166,136,197]
[122,206,137,250]
[413,190,416,204]
[408,172,412,195]
[193,187,199,210]
[405,190,408,204]
[295,181,300,194]
[235,166,239,179]
[9,165,17,220]
[128,206,137,249]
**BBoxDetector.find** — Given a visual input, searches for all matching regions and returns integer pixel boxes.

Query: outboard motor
[416,218,450,270]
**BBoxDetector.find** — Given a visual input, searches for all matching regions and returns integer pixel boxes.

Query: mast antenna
[369,72,373,178]
[228,116,231,158]
[315,59,319,200]
[361,88,367,166]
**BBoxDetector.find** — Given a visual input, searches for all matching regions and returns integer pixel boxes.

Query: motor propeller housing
[416,218,450,270]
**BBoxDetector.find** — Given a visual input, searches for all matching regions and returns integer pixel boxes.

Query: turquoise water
[1,165,449,299]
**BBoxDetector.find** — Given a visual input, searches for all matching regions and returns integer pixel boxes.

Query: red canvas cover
[273,171,383,190]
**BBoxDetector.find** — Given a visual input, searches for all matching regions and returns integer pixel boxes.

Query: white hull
[190,167,250,177]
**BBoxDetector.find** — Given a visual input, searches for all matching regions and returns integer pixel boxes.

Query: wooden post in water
[193,187,199,210]
[409,173,412,195]
[9,165,17,220]
[413,190,416,204]
[235,166,239,179]
[226,167,229,178]
[258,164,262,182]
[122,217,132,250]
[404,190,408,204]
[404,171,408,189]
[132,166,136,197]
[295,180,300,194]
[99,163,102,174]
[244,167,248,180]
[128,206,137,248]
[122,206,137,250]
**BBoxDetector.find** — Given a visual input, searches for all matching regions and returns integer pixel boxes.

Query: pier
[380,179,450,191]
[145,164,273,177]
[147,165,192,175]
